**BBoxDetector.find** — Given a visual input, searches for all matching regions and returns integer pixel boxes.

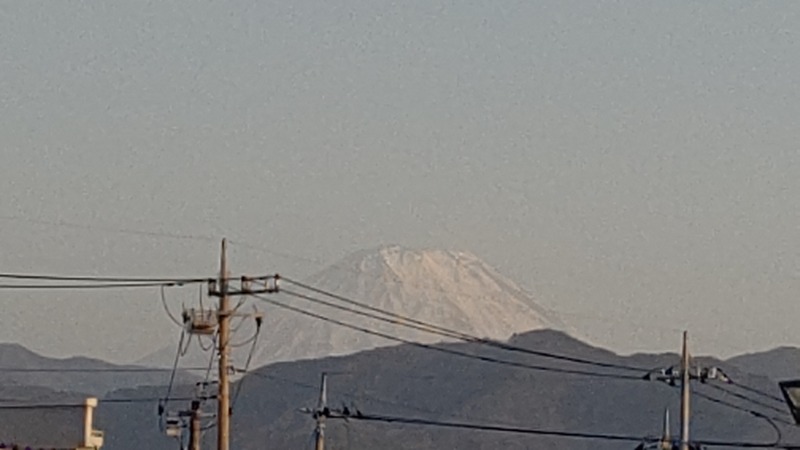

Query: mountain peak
[323,245,562,315]
[332,246,483,283]
[139,245,565,368]
[254,245,566,363]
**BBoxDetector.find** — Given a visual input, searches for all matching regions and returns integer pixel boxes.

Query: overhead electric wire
[202,332,219,384]
[161,285,185,327]
[231,325,262,411]
[729,380,787,404]
[0,214,223,243]
[328,411,789,448]
[0,215,321,266]
[691,393,788,448]
[0,281,194,289]
[0,396,195,409]
[198,335,217,352]
[0,272,210,284]
[280,278,649,374]
[252,294,642,381]
[704,383,791,417]
[102,396,196,404]
[276,289,645,379]
[243,370,509,420]
[280,278,796,413]
[326,411,651,444]
[161,330,187,416]
[0,403,85,410]
[239,370,318,391]
[692,388,794,427]
[0,393,785,448]
[229,332,260,349]
[0,366,209,373]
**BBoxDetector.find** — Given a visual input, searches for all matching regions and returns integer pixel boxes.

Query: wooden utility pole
[180,239,275,450]
[190,400,202,450]
[315,373,328,450]
[679,331,690,450]
[216,239,231,450]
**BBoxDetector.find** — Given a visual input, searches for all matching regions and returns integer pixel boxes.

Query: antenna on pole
[680,331,690,450]
[661,408,670,450]
[299,373,331,450]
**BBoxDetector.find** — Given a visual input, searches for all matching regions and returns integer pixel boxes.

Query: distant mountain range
[3,330,800,449]
[100,330,800,450]
[0,342,196,396]
[137,245,567,369]
[726,346,800,382]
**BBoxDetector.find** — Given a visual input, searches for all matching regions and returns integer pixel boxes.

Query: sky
[0,0,798,362]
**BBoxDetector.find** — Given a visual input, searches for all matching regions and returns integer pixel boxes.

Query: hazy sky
[1,1,798,361]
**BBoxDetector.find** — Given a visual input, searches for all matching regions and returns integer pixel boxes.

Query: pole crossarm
[208,276,280,297]
[645,367,731,386]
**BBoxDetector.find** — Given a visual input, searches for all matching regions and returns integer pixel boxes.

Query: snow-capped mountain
[137,245,565,369]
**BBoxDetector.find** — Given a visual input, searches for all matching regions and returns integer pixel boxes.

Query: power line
[326,410,790,448]
[278,288,647,373]
[280,278,649,374]
[0,215,222,243]
[0,214,320,265]
[102,396,197,404]
[0,444,72,450]
[0,273,209,284]
[281,276,796,404]
[692,388,794,427]
[239,370,320,392]
[202,332,219,384]
[281,277,790,413]
[0,281,194,290]
[161,285,186,327]
[325,411,652,444]
[0,397,196,409]
[729,380,786,404]
[162,330,187,413]
[250,368,614,431]
[692,394,789,450]
[0,367,210,373]
[252,294,643,381]
[261,277,800,418]
[0,403,83,410]
[704,383,790,417]
[231,324,262,411]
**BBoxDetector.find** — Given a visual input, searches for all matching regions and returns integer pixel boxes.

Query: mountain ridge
[0,341,196,395]
[94,329,799,450]
[1,330,798,449]
[726,346,800,382]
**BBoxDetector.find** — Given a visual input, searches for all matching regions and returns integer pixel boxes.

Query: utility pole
[187,238,277,450]
[190,400,202,450]
[163,400,207,450]
[680,331,690,450]
[315,373,328,450]
[215,239,231,450]
[644,336,730,450]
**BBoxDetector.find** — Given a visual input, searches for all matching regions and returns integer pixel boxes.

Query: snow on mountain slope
[137,245,565,369]
[248,245,565,365]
